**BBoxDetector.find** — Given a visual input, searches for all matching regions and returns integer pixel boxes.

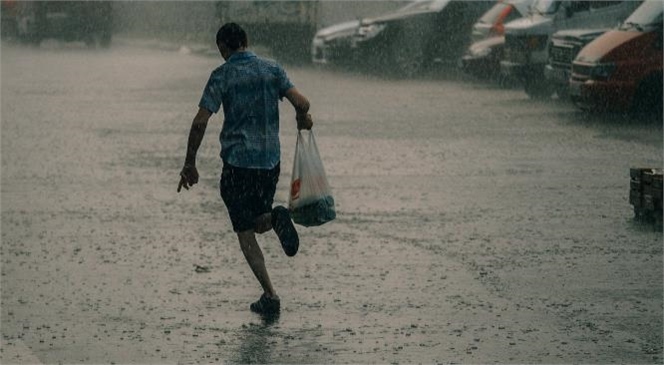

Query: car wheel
[555,85,570,101]
[84,34,96,47]
[524,77,554,99]
[497,73,517,89]
[631,75,663,119]
[570,95,592,113]
[24,32,42,46]
[391,30,424,78]
[17,16,40,45]
[99,32,112,48]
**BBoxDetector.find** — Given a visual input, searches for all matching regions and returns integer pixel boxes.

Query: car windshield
[479,3,511,24]
[533,0,560,15]
[619,0,663,31]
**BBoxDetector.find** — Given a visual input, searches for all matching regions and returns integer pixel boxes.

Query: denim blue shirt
[199,51,294,169]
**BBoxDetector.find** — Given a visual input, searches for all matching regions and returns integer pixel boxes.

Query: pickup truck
[15,1,112,47]
[544,28,608,98]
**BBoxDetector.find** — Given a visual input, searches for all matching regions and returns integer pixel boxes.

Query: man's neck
[229,47,247,57]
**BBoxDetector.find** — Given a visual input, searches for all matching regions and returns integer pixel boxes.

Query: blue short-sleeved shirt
[199,51,294,169]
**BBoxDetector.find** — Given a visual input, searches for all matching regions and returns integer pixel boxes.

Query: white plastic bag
[288,130,336,227]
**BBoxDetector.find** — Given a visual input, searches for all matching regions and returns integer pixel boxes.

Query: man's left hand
[297,113,313,130]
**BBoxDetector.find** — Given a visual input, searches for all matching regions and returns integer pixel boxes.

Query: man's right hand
[177,164,199,192]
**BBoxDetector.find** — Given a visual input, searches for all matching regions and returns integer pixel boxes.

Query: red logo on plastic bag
[290,178,301,200]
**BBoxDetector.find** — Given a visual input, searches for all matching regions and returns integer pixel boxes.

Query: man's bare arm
[178,107,212,192]
[184,107,212,166]
[285,87,313,130]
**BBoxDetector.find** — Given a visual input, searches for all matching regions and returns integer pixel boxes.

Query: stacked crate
[630,168,663,229]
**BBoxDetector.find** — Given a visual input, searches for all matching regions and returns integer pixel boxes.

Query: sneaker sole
[273,207,299,257]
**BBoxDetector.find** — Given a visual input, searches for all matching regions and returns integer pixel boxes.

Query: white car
[311,20,360,65]
[470,0,534,43]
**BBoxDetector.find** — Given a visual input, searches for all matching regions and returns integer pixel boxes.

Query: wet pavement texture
[1,40,662,364]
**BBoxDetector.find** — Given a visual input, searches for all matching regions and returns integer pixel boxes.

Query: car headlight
[469,45,492,58]
[357,23,386,40]
[589,62,616,81]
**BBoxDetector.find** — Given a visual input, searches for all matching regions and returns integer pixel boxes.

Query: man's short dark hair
[216,23,248,50]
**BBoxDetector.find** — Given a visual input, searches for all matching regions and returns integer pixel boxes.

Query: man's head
[216,23,248,60]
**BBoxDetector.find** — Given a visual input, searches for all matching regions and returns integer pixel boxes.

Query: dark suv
[351,0,493,77]
[15,1,112,47]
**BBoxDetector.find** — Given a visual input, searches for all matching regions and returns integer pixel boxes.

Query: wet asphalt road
[1,40,662,364]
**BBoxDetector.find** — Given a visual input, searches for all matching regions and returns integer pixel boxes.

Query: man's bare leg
[237,230,278,299]
[255,212,272,234]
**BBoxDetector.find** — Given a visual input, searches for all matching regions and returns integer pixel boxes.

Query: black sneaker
[250,294,281,316]
[272,206,299,257]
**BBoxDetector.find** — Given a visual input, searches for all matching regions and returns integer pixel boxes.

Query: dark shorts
[220,163,280,233]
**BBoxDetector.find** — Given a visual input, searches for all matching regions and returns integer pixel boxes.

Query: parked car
[470,0,533,43]
[15,1,113,47]
[461,0,535,81]
[351,0,493,77]
[311,20,361,65]
[460,35,508,81]
[544,28,608,98]
[501,0,642,98]
[569,0,663,115]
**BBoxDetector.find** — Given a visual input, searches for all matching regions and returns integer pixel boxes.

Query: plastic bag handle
[295,130,302,159]
[308,129,319,151]
[297,129,319,150]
